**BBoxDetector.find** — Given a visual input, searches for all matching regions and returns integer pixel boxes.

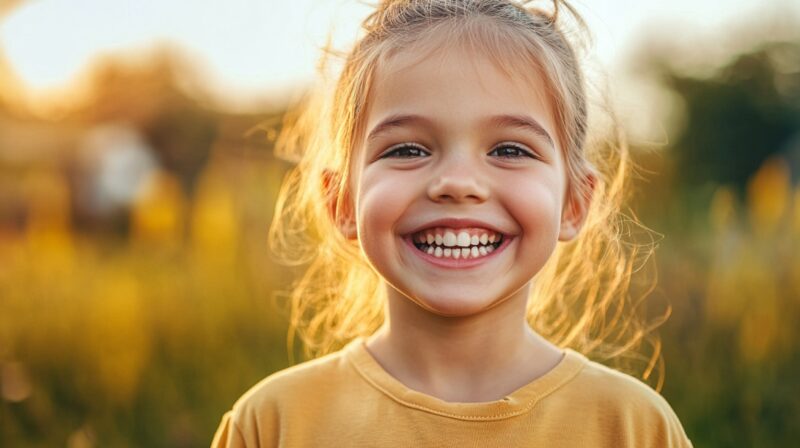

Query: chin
[410,293,497,317]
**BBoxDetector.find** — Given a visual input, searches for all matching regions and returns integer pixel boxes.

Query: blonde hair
[269,0,668,389]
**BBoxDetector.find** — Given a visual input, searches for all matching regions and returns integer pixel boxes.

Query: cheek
[356,172,415,241]
[499,175,563,232]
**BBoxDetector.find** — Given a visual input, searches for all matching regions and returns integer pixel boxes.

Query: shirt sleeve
[210,411,247,448]
[652,395,694,448]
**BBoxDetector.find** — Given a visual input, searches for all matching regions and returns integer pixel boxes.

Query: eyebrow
[487,114,555,148]
[366,114,430,143]
[365,113,555,148]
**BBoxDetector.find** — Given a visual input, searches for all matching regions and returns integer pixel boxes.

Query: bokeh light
[1,1,798,446]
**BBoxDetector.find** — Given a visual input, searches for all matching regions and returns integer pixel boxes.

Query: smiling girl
[212,1,692,446]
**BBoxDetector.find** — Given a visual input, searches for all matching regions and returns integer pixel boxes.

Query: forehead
[363,22,556,144]
[382,20,545,81]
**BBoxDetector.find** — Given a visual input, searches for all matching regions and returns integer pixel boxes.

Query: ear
[558,171,597,242]
[322,169,358,240]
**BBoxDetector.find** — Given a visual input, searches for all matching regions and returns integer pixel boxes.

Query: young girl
[213,0,693,446]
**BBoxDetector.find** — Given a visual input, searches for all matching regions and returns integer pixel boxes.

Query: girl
[213,0,693,446]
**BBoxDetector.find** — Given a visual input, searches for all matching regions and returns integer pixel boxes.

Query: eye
[488,143,538,159]
[380,144,430,159]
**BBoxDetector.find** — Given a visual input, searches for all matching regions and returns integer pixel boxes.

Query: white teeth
[419,241,497,260]
[415,229,502,247]
[414,227,504,261]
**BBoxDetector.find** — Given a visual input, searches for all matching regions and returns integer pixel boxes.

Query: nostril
[427,176,489,203]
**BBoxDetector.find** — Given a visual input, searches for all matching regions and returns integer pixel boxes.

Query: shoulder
[554,351,693,447]
[213,347,354,446]
[231,347,351,417]
[579,357,678,415]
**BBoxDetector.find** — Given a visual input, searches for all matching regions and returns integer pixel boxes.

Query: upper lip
[405,217,510,236]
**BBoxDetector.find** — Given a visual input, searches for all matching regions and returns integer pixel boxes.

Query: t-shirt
[211,337,693,447]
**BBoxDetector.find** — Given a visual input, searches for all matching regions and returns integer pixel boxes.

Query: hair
[268,0,669,389]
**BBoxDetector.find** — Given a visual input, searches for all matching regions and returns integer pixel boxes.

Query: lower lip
[402,235,514,269]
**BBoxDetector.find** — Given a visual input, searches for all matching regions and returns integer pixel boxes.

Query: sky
[0,0,797,112]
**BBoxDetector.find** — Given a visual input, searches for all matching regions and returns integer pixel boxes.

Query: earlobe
[322,169,358,240]
[338,214,358,240]
[558,172,597,242]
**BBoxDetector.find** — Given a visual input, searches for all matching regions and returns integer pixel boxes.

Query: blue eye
[380,144,429,159]
[489,144,537,159]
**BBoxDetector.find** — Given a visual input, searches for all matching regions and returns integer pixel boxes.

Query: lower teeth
[415,242,500,259]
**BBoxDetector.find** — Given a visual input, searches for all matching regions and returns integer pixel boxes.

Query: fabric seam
[229,410,248,442]
[346,348,586,421]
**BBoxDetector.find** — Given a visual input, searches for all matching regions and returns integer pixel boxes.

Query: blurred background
[0,0,798,446]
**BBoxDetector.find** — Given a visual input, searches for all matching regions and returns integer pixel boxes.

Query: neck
[364,284,563,403]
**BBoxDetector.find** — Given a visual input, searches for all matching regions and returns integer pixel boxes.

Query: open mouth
[410,228,505,261]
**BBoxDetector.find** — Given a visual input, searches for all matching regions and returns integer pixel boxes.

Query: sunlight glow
[0,0,794,111]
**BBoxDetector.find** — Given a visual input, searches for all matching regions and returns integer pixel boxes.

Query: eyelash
[489,143,538,159]
[380,144,429,159]
[380,143,538,160]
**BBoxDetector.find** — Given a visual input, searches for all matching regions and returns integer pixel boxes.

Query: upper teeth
[413,228,501,248]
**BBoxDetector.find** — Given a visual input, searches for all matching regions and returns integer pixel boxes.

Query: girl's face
[348,40,584,317]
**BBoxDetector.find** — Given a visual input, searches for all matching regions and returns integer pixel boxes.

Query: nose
[426,154,490,204]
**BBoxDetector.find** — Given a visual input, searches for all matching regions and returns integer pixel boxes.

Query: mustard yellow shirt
[212,337,693,447]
